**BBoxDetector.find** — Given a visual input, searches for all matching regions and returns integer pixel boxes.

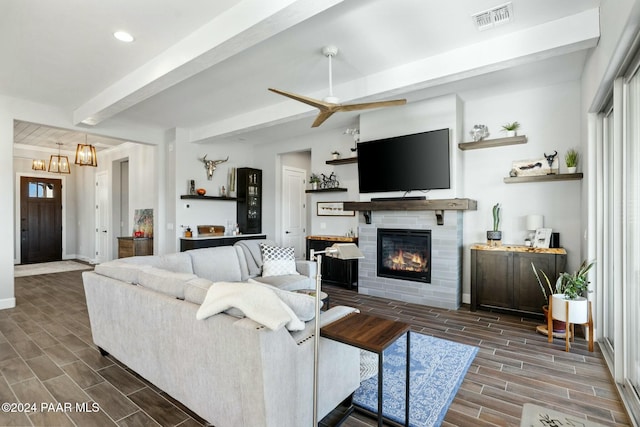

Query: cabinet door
[513,252,554,314]
[474,250,513,309]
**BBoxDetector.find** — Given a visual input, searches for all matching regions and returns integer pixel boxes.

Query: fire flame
[386,249,428,272]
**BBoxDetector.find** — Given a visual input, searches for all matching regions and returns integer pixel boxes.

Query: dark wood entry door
[20,177,63,264]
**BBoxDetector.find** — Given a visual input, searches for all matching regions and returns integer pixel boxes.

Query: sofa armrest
[295,260,316,278]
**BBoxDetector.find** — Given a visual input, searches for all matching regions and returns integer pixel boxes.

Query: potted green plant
[565,148,578,173]
[532,262,566,333]
[551,260,595,327]
[331,150,340,160]
[309,173,320,190]
[501,121,520,137]
[486,203,502,243]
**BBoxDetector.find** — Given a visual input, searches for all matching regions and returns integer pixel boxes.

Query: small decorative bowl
[196,188,206,196]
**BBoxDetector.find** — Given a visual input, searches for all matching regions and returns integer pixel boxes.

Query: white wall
[461,81,583,302]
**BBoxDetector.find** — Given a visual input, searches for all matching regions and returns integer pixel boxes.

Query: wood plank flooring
[0,270,631,426]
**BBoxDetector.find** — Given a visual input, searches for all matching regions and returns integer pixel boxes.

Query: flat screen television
[357,128,450,194]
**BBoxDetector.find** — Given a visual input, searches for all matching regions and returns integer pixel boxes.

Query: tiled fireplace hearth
[358,210,463,309]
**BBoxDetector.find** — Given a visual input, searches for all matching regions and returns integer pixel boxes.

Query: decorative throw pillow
[260,244,299,277]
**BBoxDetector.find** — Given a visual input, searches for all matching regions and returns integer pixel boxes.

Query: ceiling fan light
[75,143,98,167]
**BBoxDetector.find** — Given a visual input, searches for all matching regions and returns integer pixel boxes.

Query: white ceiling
[3,0,600,151]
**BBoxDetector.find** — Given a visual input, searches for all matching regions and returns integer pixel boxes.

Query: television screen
[357,128,450,193]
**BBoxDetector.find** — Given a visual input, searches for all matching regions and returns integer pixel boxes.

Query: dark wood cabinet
[180,234,266,252]
[236,168,262,234]
[307,236,358,290]
[471,244,567,318]
[117,237,153,258]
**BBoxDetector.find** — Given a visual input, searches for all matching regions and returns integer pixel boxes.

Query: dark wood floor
[0,270,631,426]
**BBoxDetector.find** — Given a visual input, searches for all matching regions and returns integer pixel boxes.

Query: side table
[321,312,410,427]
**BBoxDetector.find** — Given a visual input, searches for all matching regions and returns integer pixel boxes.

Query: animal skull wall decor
[198,155,229,180]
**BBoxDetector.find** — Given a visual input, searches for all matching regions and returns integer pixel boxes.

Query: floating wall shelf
[305,188,348,193]
[458,135,527,150]
[180,195,237,201]
[503,173,583,183]
[343,198,477,225]
[326,157,358,165]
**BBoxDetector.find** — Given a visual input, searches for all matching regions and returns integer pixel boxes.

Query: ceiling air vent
[472,2,513,31]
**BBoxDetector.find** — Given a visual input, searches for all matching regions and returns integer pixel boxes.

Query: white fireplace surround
[357,210,463,310]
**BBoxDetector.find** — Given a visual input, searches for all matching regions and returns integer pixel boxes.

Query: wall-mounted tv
[357,128,450,194]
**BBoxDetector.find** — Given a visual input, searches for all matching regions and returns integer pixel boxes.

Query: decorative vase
[550,294,589,324]
[311,182,318,190]
[567,166,577,174]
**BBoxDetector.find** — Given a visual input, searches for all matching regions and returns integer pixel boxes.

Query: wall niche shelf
[458,135,527,151]
[503,173,583,183]
[180,195,237,201]
[305,188,348,193]
[326,157,357,165]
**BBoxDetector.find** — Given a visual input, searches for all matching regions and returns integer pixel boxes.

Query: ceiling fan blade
[336,99,407,112]
[311,110,336,127]
[268,88,331,110]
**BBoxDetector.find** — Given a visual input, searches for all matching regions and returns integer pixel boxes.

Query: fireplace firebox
[377,228,431,283]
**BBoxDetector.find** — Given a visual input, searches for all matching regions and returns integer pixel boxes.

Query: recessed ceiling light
[113,31,134,43]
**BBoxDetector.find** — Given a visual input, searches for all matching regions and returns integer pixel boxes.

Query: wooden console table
[321,313,411,427]
[117,237,153,258]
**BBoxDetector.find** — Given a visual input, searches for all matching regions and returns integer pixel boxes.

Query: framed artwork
[317,202,354,217]
[533,228,553,248]
[511,157,559,177]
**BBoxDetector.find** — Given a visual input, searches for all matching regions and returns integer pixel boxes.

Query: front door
[20,176,63,264]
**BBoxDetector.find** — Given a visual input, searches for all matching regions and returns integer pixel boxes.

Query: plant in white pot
[309,173,321,190]
[565,148,578,173]
[549,260,595,351]
[501,121,520,137]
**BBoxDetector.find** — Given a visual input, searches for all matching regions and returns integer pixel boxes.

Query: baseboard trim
[0,298,16,310]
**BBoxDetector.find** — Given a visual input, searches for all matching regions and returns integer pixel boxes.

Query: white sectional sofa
[82,240,361,427]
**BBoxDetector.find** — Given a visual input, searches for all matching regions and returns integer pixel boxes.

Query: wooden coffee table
[321,312,411,427]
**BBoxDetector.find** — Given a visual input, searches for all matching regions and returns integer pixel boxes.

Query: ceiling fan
[269,46,407,127]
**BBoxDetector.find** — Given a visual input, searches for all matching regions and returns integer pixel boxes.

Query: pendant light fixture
[31,159,46,171]
[48,142,71,174]
[75,134,98,167]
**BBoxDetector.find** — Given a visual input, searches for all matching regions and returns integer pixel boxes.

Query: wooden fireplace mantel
[343,198,477,225]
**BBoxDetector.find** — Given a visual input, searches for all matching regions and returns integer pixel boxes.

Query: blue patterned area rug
[353,332,478,427]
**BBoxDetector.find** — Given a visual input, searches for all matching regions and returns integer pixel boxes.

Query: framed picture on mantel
[533,228,552,248]
[317,201,355,217]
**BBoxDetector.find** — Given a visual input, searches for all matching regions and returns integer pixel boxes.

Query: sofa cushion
[119,253,193,274]
[260,244,299,277]
[94,261,151,284]
[187,246,243,282]
[137,268,197,299]
[253,274,315,291]
[249,279,318,321]
[184,277,212,305]
[196,281,304,331]
[234,239,276,277]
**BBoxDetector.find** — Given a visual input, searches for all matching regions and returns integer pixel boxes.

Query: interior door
[281,166,306,259]
[95,171,109,263]
[20,176,62,264]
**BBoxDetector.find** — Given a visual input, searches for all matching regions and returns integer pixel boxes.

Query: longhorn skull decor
[199,155,229,180]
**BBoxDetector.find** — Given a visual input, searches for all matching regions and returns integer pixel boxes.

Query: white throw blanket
[196,281,304,331]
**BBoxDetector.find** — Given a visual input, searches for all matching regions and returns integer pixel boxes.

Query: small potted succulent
[565,148,578,173]
[331,150,340,160]
[501,121,520,137]
[486,203,502,243]
[309,173,321,190]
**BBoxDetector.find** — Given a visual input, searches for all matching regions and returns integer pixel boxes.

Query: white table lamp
[309,243,364,425]
[526,215,544,244]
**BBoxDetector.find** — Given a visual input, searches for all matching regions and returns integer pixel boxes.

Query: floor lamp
[310,243,364,426]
